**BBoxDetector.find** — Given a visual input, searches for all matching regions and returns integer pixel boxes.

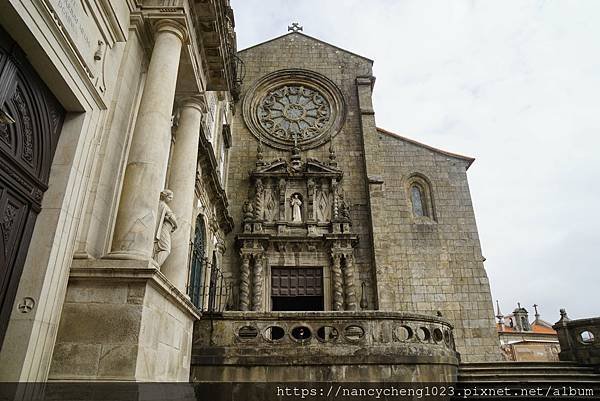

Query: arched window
[406,174,436,220]
[189,216,205,308]
[411,184,427,217]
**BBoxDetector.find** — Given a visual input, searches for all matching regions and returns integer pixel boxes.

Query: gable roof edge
[238,32,374,64]
[376,127,475,169]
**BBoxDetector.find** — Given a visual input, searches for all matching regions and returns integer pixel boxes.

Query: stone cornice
[196,130,234,233]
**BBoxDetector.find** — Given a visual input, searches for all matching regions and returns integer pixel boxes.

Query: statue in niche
[242,200,254,221]
[154,189,178,267]
[290,194,303,223]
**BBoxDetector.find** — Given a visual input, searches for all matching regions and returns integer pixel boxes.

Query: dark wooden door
[271,267,323,297]
[0,26,64,350]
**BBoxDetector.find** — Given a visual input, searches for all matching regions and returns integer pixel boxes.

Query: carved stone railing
[554,310,600,366]
[191,311,459,382]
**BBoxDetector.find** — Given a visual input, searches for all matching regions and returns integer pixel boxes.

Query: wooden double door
[0,26,64,350]
[271,267,324,311]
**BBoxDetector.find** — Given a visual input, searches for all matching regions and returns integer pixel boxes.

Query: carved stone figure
[290,194,302,222]
[242,200,254,221]
[153,189,178,267]
[339,194,351,221]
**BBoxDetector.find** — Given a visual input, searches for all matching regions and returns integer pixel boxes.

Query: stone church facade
[218,31,499,362]
[0,0,499,384]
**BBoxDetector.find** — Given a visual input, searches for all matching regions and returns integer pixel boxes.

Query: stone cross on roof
[288,22,303,33]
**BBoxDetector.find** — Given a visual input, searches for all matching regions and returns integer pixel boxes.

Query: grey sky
[230,0,600,320]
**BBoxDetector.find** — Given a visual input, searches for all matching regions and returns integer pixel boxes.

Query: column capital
[177,94,207,114]
[154,19,188,43]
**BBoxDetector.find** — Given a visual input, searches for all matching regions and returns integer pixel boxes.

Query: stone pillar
[239,253,251,311]
[252,253,264,311]
[111,20,187,260]
[343,253,357,311]
[161,97,204,291]
[331,253,344,311]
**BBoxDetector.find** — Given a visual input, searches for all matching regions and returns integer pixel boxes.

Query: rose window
[243,69,346,150]
[258,86,331,143]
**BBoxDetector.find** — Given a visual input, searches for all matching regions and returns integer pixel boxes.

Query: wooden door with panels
[0,26,65,350]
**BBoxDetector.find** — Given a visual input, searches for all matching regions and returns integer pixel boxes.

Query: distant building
[496,302,560,362]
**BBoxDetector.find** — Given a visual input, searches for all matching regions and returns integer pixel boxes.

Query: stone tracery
[243,69,346,150]
[258,85,331,143]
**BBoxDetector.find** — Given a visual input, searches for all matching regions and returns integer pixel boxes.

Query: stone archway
[0,26,64,349]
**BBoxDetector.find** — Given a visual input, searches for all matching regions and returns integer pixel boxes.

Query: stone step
[458,372,600,382]
[461,361,587,368]
[460,366,597,374]
[458,362,600,384]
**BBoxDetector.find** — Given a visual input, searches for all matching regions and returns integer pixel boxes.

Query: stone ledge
[70,259,201,320]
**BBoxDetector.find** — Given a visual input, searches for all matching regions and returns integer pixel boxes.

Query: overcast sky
[230,0,600,320]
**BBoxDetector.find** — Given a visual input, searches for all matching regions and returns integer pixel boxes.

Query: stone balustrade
[191,311,459,382]
[554,310,600,366]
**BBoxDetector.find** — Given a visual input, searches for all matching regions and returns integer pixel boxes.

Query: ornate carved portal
[0,27,65,349]
[236,151,358,312]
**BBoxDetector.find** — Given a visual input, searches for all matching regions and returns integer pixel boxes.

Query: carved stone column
[278,178,286,221]
[254,178,264,220]
[239,253,251,311]
[111,20,187,259]
[307,178,315,220]
[331,253,344,311]
[342,252,357,311]
[161,96,204,291]
[252,253,264,311]
[331,178,339,220]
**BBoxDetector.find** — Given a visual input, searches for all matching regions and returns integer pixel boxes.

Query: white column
[111,20,187,259]
[161,97,204,291]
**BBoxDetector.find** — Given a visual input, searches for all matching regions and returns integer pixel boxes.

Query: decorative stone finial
[360,282,368,309]
[328,136,337,166]
[558,308,570,322]
[288,22,303,33]
[256,140,265,166]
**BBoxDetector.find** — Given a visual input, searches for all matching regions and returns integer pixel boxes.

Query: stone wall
[369,130,500,361]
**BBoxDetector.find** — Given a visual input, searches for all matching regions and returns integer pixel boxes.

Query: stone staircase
[458,361,600,383]
[455,362,600,400]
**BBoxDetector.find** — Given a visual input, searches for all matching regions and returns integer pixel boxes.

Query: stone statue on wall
[339,193,351,221]
[290,194,302,222]
[154,189,178,267]
[242,200,254,221]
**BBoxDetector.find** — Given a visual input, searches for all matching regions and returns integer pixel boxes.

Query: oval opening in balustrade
[291,326,312,341]
[264,326,286,341]
[433,328,444,343]
[344,325,365,341]
[238,326,259,340]
[416,327,431,342]
[444,329,451,345]
[579,330,595,344]
[394,325,413,342]
[316,326,339,342]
